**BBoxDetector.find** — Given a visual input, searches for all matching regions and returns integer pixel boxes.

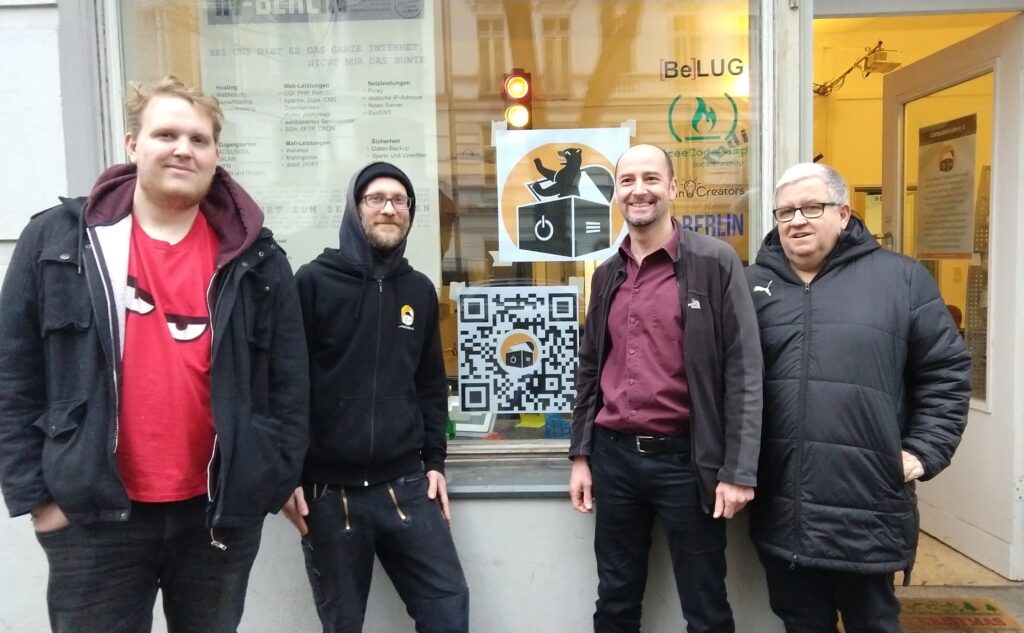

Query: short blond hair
[124,76,224,143]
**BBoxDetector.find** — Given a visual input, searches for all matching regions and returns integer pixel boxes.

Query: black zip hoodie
[295,163,448,486]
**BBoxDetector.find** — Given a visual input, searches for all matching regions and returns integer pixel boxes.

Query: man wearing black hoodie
[0,77,309,632]
[746,163,970,632]
[284,162,469,633]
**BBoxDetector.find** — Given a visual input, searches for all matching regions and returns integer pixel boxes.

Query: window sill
[446,440,571,499]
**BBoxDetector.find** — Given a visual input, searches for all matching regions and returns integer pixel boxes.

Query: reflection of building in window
[672,13,698,66]
[477,17,506,96]
[126,4,200,80]
[542,17,571,96]
[481,124,496,187]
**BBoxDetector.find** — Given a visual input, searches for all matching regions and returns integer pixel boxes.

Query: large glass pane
[118,0,760,444]
[901,73,991,401]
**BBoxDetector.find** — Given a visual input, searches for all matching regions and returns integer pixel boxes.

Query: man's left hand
[902,450,925,482]
[427,470,452,524]
[714,482,754,519]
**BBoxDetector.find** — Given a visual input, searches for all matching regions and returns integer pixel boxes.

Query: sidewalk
[897,533,1024,631]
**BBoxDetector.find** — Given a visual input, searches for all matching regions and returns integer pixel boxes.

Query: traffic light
[502,68,532,129]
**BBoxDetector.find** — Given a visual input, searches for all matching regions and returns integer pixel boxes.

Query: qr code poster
[457,287,579,413]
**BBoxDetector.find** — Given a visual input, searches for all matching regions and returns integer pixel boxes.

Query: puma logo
[753,280,773,297]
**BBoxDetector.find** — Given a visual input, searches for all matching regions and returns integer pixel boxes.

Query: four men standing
[0,73,973,633]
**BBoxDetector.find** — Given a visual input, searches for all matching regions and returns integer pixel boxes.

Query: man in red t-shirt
[0,77,309,633]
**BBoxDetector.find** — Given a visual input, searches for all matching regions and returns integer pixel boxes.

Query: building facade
[2,1,1023,630]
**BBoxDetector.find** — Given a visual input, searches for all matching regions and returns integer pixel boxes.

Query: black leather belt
[597,425,690,454]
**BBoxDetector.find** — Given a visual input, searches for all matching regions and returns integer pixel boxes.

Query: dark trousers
[34,496,262,633]
[759,552,901,633]
[300,473,470,633]
[590,427,734,633]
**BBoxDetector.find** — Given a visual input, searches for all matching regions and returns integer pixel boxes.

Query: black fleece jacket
[296,165,447,487]
[571,224,763,511]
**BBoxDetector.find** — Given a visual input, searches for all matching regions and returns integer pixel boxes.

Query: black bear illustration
[530,147,583,198]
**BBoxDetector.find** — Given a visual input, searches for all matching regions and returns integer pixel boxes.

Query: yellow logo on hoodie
[400,304,415,330]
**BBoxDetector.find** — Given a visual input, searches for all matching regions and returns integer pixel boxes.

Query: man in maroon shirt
[570,144,763,633]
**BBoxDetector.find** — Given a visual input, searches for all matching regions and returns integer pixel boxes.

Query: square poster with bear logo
[455,286,579,413]
[495,128,630,262]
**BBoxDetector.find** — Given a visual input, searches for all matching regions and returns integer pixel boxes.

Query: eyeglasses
[361,193,412,211]
[772,202,836,222]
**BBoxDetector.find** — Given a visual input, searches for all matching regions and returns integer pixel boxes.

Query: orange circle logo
[501,143,622,251]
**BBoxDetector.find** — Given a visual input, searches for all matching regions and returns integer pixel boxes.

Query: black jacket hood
[755,215,880,282]
[313,162,416,278]
[308,163,416,320]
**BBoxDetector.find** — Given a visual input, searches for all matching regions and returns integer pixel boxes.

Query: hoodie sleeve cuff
[424,459,446,476]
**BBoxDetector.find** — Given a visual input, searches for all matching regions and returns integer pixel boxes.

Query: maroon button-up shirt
[595,226,691,436]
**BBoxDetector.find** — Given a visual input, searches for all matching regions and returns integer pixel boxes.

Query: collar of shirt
[619,220,681,265]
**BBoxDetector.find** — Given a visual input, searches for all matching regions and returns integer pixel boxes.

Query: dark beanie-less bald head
[353,162,416,219]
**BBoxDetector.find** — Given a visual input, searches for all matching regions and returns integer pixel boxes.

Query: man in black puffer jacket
[283,162,469,633]
[746,163,970,632]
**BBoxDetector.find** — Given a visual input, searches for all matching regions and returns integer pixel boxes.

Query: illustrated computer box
[516,196,611,258]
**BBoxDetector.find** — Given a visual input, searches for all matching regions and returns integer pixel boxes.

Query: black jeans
[759,552,901,633]
[34,496,262,633]
[300,473,470,633]
[590,427,733,633]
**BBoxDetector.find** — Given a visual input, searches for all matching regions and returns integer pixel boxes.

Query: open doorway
[812,11,1023,586]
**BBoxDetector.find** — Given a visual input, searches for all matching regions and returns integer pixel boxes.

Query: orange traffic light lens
[505,105,530,128]
[504,75,530,99]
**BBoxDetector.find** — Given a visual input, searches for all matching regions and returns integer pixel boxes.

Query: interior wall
[812,14,1012,186]
[812,13,1011,310]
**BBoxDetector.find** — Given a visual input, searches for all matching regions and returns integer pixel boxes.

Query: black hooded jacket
[0,164,309,529]
[295,164,447,486]
[745,216,971,575]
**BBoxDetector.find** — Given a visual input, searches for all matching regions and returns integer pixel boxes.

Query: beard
[364,219,410,250]
[138,171,213,212]
[623,199,665,228]
[626,211,659,228]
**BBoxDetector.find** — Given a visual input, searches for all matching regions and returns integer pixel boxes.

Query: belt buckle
[635,435,655,454]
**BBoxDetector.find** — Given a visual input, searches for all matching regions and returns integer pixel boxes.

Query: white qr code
[457,286,579,413]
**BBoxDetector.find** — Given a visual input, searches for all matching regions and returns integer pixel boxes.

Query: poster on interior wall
[915,114,977,259]
[494,128,630,263]
[455,286,578,413]
[198,1,441,285]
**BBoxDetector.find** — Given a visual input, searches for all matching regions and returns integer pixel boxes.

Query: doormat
[900,598,1023,632]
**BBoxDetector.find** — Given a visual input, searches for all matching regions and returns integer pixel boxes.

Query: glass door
[882,14,1024,580]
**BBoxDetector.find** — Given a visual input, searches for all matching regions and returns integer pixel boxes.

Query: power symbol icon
[534,215,554,242]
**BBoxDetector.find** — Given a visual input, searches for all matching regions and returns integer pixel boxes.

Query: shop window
[115,0,759,450]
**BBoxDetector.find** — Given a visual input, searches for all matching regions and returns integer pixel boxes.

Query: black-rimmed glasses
[362,193,412,211]
[772,202,836,222]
